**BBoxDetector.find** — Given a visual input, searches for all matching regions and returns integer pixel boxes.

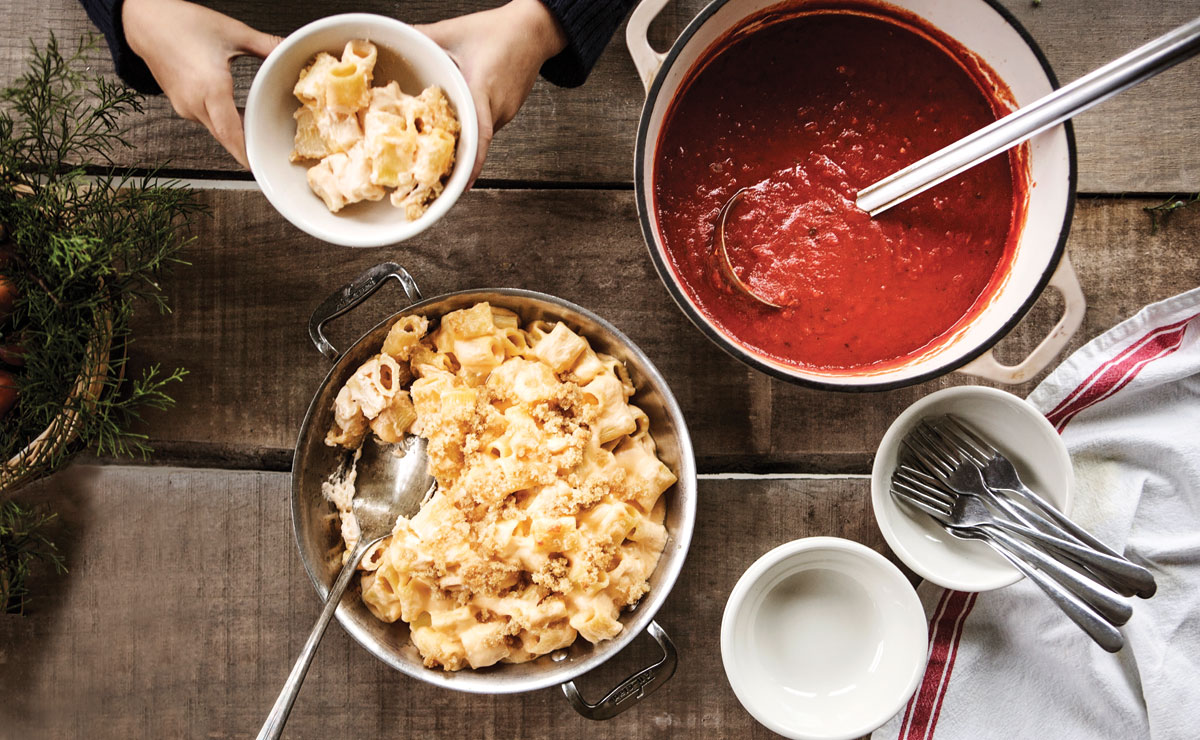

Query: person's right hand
[122,0,281,168]
[417,0,568,186]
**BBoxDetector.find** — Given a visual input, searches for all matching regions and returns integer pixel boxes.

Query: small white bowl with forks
[871,386,1074,591]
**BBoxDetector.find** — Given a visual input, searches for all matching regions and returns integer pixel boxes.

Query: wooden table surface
[2,1,1198,737]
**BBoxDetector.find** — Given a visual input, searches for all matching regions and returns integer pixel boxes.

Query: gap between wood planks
[72,454,872,484]
[74,445,876,477]
[82,169,1200,200]
[83,169,637,192]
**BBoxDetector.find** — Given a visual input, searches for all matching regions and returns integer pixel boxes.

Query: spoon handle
[257,544,370,740]
[856,15,1200,216]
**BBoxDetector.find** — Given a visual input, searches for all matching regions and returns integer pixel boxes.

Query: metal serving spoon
[715,15,1200,309]
[257,434,435,740]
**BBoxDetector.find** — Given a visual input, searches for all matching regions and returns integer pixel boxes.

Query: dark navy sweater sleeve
[538,0,637,87]
[81,0,631,93]
[79,0,162,94]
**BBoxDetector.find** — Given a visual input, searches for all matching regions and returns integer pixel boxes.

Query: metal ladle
[257,433,435,740]
[715,14,1200,309]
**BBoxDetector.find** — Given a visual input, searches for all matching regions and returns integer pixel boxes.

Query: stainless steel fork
[895,464,1146,588]
[891,473,1132,627]
[936,415,1157,598]
[906,422,1155,598]
[891,484,1125,653]
[906,424,1060,531]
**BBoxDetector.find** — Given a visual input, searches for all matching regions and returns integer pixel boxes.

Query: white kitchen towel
[875,287,1200,740]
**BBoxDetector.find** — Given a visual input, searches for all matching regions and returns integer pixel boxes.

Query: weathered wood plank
[114,190,1200,473]
[2,0,1198,191]
[0,465,885,739]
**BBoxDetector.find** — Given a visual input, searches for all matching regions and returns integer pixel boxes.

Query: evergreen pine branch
[0,501,67,615]
[1,34,200,482]
[1145,193,1200,236]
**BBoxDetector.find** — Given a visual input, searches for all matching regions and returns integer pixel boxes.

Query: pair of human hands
[122,0,567,182]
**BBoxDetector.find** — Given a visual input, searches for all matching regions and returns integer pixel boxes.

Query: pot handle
[957,252,1086,384]
[308,262,423,361]
[560,620,678,720]
[626,0,670,92]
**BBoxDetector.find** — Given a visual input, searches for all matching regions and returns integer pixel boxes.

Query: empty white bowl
[245,13,478,247]
[871,385,1074,592]
[721,537,927,740]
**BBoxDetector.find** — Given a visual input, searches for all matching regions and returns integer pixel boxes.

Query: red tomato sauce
[653,4,1028,371]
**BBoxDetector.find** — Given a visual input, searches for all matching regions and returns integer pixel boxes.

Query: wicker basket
[0,310,113,495]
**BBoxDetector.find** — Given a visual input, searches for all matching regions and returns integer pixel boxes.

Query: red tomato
[0,369,17,419]
[0,342,22,367]
[0,274,15,323]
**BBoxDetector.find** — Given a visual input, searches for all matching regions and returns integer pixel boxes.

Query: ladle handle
[256,544,370,740]
[856,15,1200,216]
[308,262,423,361]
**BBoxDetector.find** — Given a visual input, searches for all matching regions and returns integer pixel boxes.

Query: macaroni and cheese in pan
[291,40,460,219]
[323,303,676,671]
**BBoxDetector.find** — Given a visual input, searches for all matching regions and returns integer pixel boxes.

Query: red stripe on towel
[1046,314,1196,431]
[1046,316,1192,420]
[1050,331,1182,431]
[926,592,976,737]
[900,590,976,740]
[896,589,954,739]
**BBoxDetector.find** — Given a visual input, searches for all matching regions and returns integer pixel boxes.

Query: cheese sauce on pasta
[290,39,459,219]
[323,303,675,670]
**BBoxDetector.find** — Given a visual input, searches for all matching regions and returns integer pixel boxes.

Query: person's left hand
[417,0,568,185]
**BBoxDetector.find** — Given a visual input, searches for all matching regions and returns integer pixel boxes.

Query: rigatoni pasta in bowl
[246,14,477,247]
[291,266,695,716]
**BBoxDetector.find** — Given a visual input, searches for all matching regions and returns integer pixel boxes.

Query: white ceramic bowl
[871,386,1074,591]
[245,13,478,247]
[721,537,927,740]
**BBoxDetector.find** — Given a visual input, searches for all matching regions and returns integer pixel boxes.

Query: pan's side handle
[626,0,670,92]
[307,263,422,361]
[957,253,1085,383]
[560,621,677,720]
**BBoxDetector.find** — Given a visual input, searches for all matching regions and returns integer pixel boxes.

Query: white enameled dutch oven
[291,263,696,719]
[627,0,1085,390]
